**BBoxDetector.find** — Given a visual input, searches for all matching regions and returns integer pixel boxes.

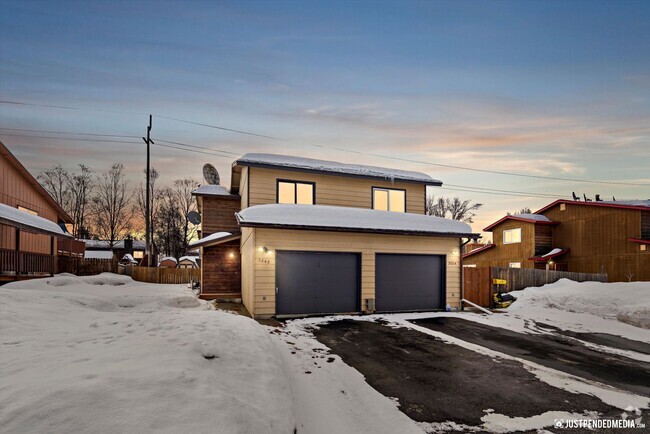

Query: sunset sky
[1,0,648,235]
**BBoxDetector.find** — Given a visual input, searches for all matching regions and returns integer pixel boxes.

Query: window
[133,251,144,259]
[503,228,522,244]
[17,206,38,216]
[372,188,405,212]
[463,264,477,268]
[509,262,521,268]
[277,180,314,205]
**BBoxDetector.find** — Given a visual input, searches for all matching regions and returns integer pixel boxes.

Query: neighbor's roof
[83,239,146,250]
[236,204,475,237]
[178,255,199,265]
[84,250,114,260]
[462,243,495,258]
[189,231,240,248]
[0,141,73,223]
[234,153,442,186]
[536,199,650,214]
[483,213,558,231]
[529,248,570,262]
[0,203,72,238]
[192,184,239,198]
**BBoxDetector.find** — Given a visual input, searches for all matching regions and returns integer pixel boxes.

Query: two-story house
[190,153,478,319]
[463,199,650,282]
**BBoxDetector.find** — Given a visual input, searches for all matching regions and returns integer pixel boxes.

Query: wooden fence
[1,248,54,277]
[57,257,118,276]
[124,266,200,284]
[463,267,607,308]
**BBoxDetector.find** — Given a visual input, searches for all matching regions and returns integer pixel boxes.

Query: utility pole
[143,115,153,267]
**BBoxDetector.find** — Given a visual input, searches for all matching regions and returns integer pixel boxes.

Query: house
[1,141,84,280]
[463,200,650,281]
[190,153,478,319]
[177,255,200,268]
[82,238,145,262]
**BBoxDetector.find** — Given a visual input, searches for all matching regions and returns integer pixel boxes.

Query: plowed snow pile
[0,273,294,434]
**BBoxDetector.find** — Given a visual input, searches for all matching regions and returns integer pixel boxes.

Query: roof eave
[483,216,558,232]
[0,215,72,238]
[462,243,495,258]
[233,160,442,186]
[536,199,650,214]
[190,233,241,249]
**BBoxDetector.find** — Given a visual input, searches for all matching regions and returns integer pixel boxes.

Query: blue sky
[1,0,649,233]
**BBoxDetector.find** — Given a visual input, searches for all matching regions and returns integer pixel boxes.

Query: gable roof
[0,141,73,223]
[236,204,476,237]
[462,243,495,258]
[233,153,442,186]
[483,213,559,232]
[536,199,650,214]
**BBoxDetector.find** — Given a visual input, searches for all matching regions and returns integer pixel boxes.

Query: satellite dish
[187,211,201,225]
[203,163,220,185]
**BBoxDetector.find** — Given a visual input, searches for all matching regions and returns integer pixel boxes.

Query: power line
[0,127,139,139]
[439,186,568,199]
[153,114,280,140]
[0,100,147,116]
[153,138,240,156]
[444,184,566,199]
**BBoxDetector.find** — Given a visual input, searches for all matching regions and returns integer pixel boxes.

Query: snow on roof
[121,254,137,263]
[601,200,650,208]
[84,250,114,260]
[192,184,238,197]
[0,203,71,237]
[542,248,563,257]
[236,153,441,185]
[83,239,146,250]
[189,232,235,247]
[178,256,199,264]
[511,213,552,222]
[159,257,177,264]
[237,204,474,236]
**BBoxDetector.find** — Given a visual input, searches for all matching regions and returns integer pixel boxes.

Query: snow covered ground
[1,275,648,433]
[0,274,294,434]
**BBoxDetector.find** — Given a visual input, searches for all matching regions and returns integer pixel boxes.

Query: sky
[1,0,649,236]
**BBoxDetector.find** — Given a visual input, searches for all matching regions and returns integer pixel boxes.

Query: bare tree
[425,195,483,223]
[68,164,94,238]
[507,207,532,215]
[38,164,71,212]
[174,178,199,255]
[91,163,133,246]
[155,187,184,258]
[135,167,160,239]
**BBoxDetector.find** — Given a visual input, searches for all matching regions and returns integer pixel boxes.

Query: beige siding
[247,228,461,318]
[247,167,426,214]
[239,166,249,209]
[240,227,255,314]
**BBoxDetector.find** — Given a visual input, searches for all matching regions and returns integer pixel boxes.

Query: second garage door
[375,253,445,312]
[276,251,360,316]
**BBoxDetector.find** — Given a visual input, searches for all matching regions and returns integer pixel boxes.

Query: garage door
[276,251,360,316]
[375,254,445,312]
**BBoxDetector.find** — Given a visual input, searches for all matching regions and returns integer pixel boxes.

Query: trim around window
[372,187,406,212]
[503,228,522,244]
[276,179,316,205]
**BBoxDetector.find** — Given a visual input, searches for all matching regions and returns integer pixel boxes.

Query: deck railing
[0,248,54,276]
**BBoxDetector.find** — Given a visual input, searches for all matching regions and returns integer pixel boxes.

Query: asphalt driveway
[313,319,621,427]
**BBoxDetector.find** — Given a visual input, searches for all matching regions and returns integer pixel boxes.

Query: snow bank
[0,274,294,434]
[509,279,650,329]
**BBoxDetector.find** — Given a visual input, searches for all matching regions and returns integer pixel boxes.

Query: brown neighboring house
[463,200,650,282]
[0,141,84,279]
[190,153,479,319]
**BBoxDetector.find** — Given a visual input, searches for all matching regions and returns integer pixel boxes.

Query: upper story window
[17,206,38,216]
[277,180,315,205]
[509,262,522,268]
[503,228,522,244]
[372,188,405,212]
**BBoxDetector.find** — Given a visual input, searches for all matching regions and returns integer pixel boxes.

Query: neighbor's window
[17,206,38,216]
[133,251,144,259]
[372,188,405,212]
[277,180,314,205]
[503,228,522,244]
[463,264,477,268]
[509,262,521,268]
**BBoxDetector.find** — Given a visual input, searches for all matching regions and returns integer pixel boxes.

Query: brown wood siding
[642,211,650,239]
[463,220,536,269]
[200,240,241,297]
[247,167,426,214]
[542,203,649,282]
[200,196,241,235]
[243,228,460,318]
[1,153,60,254]
[534,225,554,256]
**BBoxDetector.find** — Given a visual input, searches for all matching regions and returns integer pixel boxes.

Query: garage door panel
[276,252,359,315]
[376,254,445,312]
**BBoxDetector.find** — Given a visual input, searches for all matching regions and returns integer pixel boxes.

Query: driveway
[312,319,621,427]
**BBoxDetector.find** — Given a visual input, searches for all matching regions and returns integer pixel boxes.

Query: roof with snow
[234,153,442,186]
[189,231,240,248]
[192,184,239,198]
[529,248,570,262]
[83,239,146,250]
[236,204,476,237]
[0,203,72,238]
[120,254,138,263]
[84,250,114,260]
[178,256,199,266]
[483,213,558,231]
[536,199,650,214]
